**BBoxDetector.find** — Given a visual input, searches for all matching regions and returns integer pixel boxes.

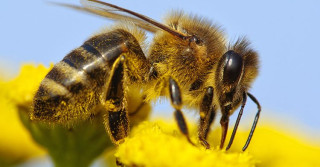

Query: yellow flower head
[0,64,49,166]
[114,120,320,167]
[115,121,256,167]
[1,64,320,167]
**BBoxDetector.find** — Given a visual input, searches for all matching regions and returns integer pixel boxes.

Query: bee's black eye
[222,50,243,84]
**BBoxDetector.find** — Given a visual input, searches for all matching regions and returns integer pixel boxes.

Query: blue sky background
[1,0,320,144]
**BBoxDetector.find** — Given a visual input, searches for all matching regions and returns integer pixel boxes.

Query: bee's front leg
[219,106,231,149]
[226,92,247,150]
[168,78,195,146]
[198,87,216,149]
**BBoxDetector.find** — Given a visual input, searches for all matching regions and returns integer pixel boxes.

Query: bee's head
[215,39,259,110]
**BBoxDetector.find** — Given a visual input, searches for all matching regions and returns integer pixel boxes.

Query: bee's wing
[52,0,187,39]
[52,1,160,33]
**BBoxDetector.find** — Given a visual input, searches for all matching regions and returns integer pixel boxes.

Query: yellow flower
[0,64,49,166]
[2,64,320,167]
[245,125,320,167]
[114,120,320,167]
[115,121,256,167]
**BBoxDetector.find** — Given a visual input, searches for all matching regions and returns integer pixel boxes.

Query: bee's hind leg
[103,57,129,144]
[168,78,195,146]
[98,29,150,145]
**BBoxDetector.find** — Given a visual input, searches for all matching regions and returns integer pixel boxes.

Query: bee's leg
[242,92,261,151]
[198,87,216,149]
[168,78,195,146]
[104,57,129,144]
[199,108,216,149]
[226,92,247,150]
[219,105,231,149]
[94,30,150,145]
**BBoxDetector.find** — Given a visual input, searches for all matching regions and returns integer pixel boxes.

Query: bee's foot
[199,138,210,149]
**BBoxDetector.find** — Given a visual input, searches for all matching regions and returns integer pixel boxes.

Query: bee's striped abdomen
[32,29,132,123]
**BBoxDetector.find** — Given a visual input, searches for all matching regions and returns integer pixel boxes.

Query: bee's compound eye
[222,50,243,84]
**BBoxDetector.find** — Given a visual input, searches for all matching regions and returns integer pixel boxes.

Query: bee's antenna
[87,0,188,40]
[242,92,261,151]
[226,92,247,150]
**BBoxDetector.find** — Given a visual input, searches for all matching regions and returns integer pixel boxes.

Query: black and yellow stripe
[33,29,132,121]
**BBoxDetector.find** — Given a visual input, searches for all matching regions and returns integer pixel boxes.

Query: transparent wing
[51,0,159,33]
[51,0,188,39]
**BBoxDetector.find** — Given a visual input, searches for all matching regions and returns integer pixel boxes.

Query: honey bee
[32,0,261,151]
